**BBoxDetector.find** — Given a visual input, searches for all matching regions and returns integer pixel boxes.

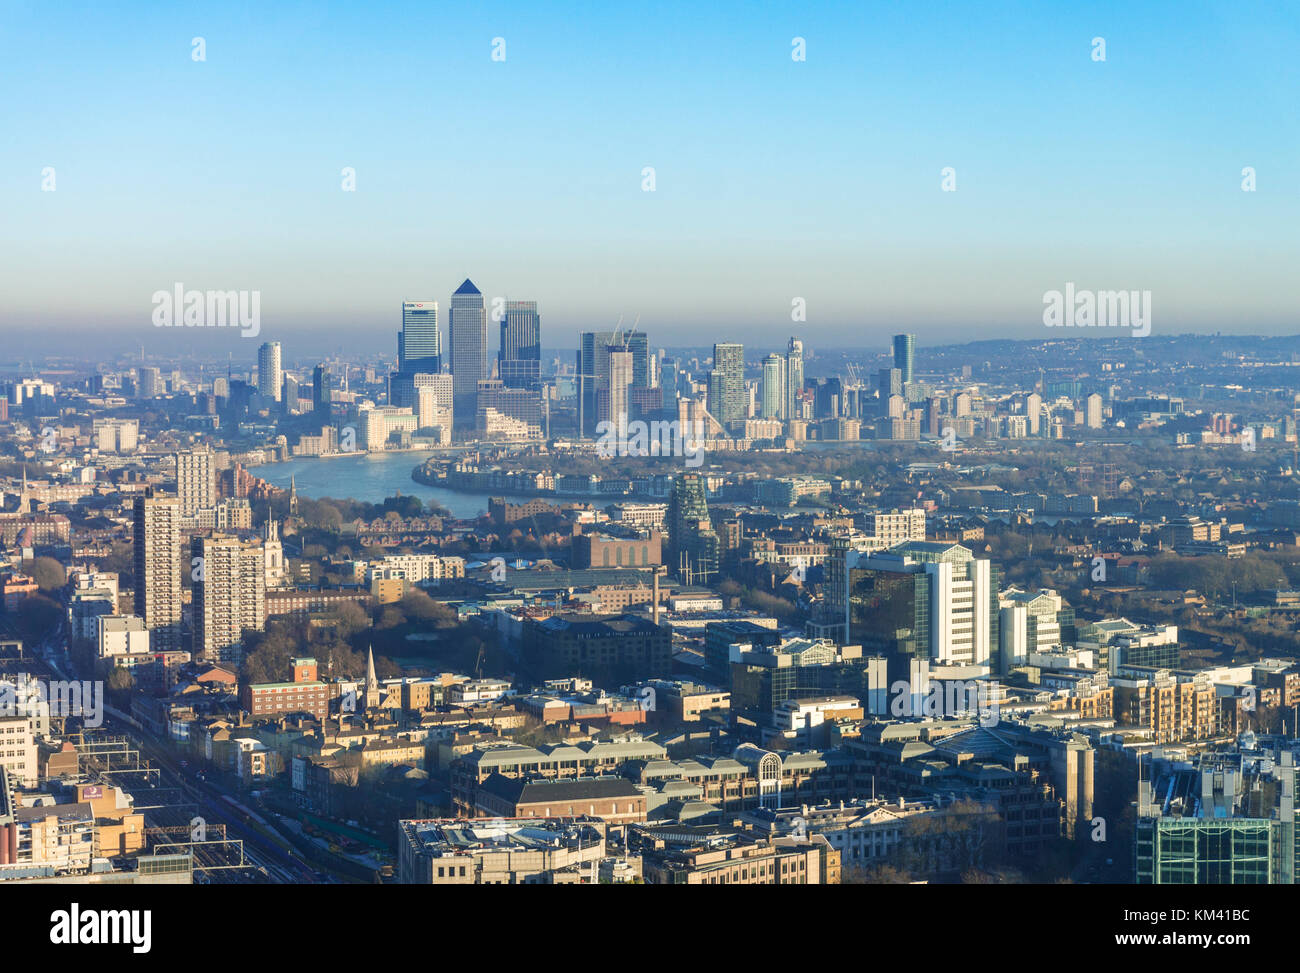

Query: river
[252,451,533,519]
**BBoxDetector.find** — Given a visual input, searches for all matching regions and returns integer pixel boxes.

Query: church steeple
[17,464,30,515]
[364,645,380,710]
[288,474,298,516]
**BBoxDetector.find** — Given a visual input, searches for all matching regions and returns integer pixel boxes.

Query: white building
[998,587,1065,673]
[0,712,37,786]
[359,405,418,451]
[97,615,150,660]
[846,541,993,668]
[91,418,139,453]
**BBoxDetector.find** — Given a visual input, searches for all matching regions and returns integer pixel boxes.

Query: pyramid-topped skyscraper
[448,279,486,430]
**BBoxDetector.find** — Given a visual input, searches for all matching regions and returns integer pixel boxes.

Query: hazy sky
[2,0,1298,358]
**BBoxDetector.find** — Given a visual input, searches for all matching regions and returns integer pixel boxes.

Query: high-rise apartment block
[191,533,266,666]
[175,447,217,517]
[258,341,282,402]
[132,490,183,652]
[710,343,745,427]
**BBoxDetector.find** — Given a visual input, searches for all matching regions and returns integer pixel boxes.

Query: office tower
[785,338,804,421]
[136,366,163,398]
[449,280,487,427]
[175,447,216,517]
[607,349,633,427]
[892,333,915,385]
[877,367,902,400]
[998,588,1069,673]
[132,490,182,651]
[257,341,282,402]
[660,358,680,411]
[498,300,541,390]
[1026,392,1043,435]
[578,329,650,436]
[312,363,335,424]
[761,353,785,419]
[282,373,299,414]
[191,534,266,666]
[399,301,441,374]
[845,540,998,680]
[1085,392,1103,429]
[711,343,744,426]
[667,473,720,585]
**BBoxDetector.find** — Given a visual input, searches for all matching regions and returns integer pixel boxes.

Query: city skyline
[3,0,1299,921]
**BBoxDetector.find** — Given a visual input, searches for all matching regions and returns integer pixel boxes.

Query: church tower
[364,645,380,710]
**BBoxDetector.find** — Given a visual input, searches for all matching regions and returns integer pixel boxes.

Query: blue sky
[2,0,1298,356]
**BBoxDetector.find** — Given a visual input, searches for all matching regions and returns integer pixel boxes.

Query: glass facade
[400,301,441,375]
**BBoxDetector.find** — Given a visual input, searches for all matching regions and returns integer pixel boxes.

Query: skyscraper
[175,447,216,517]
[281,373,299,414]
[399,301,441,375]
[1026,392,1043,436]
[711,343,744,426]
[498,300,541,390]
[312,363,334,426]
[133,490,182,652]
[1085,392,1104,429]
[845,541,998,680]
[667,473,720,585]
[607,349,633,428]
[191,533,266,666]
[892,333,915,386]
[258,341,282,402]
[785,338,804,421]
[761,353,785,419]
[578,329,650,436]
[449,279,486,427]
[136,366,163,399]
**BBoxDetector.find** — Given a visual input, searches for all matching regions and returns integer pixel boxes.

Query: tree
[26,556,67,592]
[333,601,370,639]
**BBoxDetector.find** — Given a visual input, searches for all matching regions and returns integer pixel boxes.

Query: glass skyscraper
[312,363,334,425]
[578,328,649,436]
[449,280,486,427]
[762,352,785,419]
[499,300,541,390]
[399,301,441,375]
[667,472,720,585]
[893,333,916,385]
